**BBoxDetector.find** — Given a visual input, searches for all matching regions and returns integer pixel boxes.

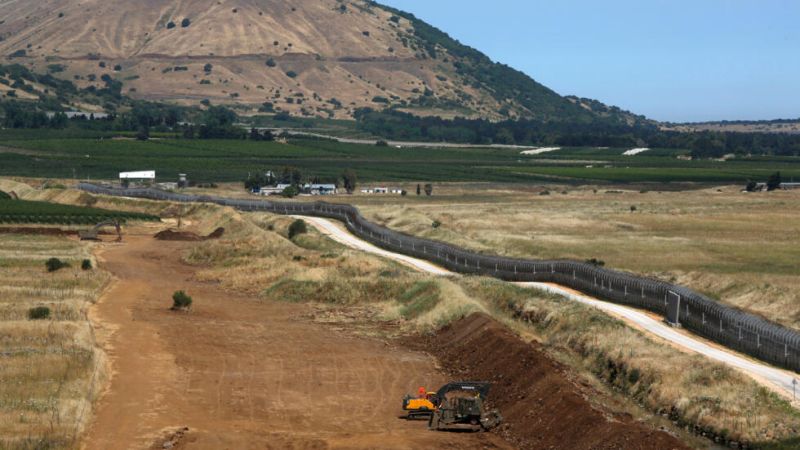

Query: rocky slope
[0,0,644,123]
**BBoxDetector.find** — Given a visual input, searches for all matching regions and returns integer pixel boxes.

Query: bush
[81,259,92,270]
[586,258,605,267]
[171,290,192,310]
[282,185,299,198]
[28,306,50,320]
[266,58,277,68]
[376,140,389,147]
[288,219,307,239]
[431,220,441,229]
[181,18,191,28]
[285,71,298,78]
[45,257,68,272]
[166,21,176,29]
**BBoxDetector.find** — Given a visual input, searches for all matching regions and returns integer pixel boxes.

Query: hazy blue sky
[383,0,799,122]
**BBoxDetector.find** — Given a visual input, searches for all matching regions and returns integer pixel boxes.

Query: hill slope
[0,0,644,123]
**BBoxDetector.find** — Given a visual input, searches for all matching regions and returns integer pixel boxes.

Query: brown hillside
[0,0,515,118]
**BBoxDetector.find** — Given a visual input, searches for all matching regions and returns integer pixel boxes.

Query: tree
[181,18,191,28]
[424,183,433,196]
[288,219,308,239]
[341,169,357,194]
[266,58,277,68]
[416,184,421,196]
[745,180,758,192]
[203,63,213,73]
[767,172,782,191]
[279,166,302,186]
[45,258,68,272]
[282,185,299,198]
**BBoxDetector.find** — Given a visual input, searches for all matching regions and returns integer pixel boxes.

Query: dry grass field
[342,184,800,332]
[0,234,109,449]
[3,178,800,446]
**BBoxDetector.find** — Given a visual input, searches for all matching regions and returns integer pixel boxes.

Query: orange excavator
[402,386,438,419]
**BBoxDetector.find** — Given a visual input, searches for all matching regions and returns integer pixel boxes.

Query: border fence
[78,183,800,373]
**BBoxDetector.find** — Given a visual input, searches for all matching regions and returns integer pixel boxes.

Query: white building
[119,171,155,186]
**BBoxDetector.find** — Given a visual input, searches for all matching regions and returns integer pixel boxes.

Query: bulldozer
[426,382,502,432]
[79,219,122,242]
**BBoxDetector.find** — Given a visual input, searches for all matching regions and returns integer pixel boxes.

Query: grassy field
[337,184,800,331]
[1,129,798,184]
[0,234,109,449]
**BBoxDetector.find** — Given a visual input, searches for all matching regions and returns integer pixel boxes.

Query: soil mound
[417,313,688,450]
[154,227,224,241]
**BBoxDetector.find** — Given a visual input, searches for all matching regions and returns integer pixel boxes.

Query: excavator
[402,382,502,431]
[79,219,122,242]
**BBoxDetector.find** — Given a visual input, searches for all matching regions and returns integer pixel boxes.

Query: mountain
[0,0,646,123]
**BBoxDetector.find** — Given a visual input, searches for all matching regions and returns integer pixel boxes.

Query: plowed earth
[414,313,690,450]
[82,235,510,449]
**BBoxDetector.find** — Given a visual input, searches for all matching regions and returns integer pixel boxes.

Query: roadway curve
[300,216,800,403]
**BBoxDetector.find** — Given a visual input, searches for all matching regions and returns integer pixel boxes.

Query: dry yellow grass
[343,184,800,331]
[6,179,800,446]
[0,234,110,450]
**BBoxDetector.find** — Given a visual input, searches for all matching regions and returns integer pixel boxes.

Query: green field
[0,199,159,224]
[0,129,798,184]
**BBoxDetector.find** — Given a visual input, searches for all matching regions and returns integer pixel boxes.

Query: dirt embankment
[415,313,689,450]
[153,227,224,241]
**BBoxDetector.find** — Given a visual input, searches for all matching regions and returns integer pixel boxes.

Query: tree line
[353,108,800,158]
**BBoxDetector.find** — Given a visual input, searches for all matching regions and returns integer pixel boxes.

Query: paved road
[300,216,800,403]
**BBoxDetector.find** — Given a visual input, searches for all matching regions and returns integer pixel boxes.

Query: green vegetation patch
[397,281,440,319]
[0,199,159,224]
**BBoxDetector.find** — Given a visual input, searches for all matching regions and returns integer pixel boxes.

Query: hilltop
[0,0,645,124]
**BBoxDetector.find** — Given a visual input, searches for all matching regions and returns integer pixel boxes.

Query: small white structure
[305,184,338,195]
[120,171,155,180]
[120,171,155,186]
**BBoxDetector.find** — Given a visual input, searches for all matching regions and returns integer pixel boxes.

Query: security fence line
[78,183,800,373]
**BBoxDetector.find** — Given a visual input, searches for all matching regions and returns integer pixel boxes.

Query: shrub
[113,64,122,71]
[81,259,92,270]
[376,140,389,147]
[181,18,191,28]
[586,258,605,267]
[285,71,298,78]
[166,21,176,29]
[630,205,637,213]
[45,257,68,272]
[203,63,213,73]
[282,185,299,198]
[288,219,307,239]
[171,290,192,310]
[28,306,50,320]
[266,58,277,67]
[431,220,441,229]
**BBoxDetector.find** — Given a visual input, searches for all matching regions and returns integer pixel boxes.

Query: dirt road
[83,235,510,449]
[300,216,800,403]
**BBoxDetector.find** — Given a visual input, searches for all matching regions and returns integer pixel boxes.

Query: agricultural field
[1,129,798,184]
[0,233,109,449]
[0,198,159,224]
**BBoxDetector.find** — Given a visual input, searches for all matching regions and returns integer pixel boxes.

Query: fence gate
[666,291,682,327]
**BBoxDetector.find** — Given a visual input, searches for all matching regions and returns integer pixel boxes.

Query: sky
[383,0,800,123]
